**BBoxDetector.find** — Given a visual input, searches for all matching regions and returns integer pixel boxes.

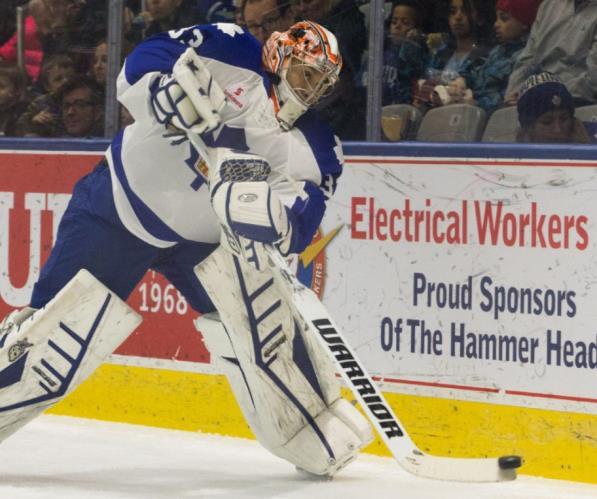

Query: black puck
[498,455,522,469]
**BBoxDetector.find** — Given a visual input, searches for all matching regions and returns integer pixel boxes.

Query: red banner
[0,151,209,363]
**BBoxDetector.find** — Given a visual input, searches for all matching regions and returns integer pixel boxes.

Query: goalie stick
[263,248,522,482]
[172,51,522,482]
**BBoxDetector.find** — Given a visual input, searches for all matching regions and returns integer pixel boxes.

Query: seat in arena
[381,104,423,141]
[417,104,486,142]
[574,104,597,123]
[482,106,519,142]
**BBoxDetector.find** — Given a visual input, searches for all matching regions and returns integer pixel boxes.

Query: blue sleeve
[124,23,263,86]
[287,112,343,253]
[285,183,328,254]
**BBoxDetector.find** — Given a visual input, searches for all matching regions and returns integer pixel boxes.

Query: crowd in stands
[0,0,596,144]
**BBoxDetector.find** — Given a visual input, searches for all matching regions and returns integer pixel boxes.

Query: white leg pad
[195,247,373,476]
[0,269,142,443]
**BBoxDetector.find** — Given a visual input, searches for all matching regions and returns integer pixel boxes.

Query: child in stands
[414,0,489,109]
[454,0,541,113]
[381,0,429,105]
[516,72,593,144]
[15,54,75,136]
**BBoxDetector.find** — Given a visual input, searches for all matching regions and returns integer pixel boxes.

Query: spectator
[378,0,429,105]
[59,78,104,137]
[430,0,491,77]
[35,0,95,74]
[0,64,28,136]
[294,0,367,75]
[506,0,597,106]
[242,0,295,44]
[414,0,490,109]
[90,40,108,91]
[36,53,75,95]
[0,0,53,82]
[453,0,541,113]
[15,54,75,137]
[516,72,592,144]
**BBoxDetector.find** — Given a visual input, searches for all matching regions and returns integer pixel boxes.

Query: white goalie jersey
[107,23,343,251]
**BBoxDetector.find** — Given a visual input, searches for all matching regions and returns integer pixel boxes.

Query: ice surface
[0,415,595,499]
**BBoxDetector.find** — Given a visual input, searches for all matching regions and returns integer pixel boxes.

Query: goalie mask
[263,21,343,130]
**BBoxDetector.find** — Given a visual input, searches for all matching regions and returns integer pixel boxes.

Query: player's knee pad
[0,269,141,443]
[195,247,373,476]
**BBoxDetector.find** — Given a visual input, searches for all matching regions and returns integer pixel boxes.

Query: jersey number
[168,27,203,48]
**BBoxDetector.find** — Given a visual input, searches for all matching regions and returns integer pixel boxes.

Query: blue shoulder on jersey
[294,110,342,194]
[124,23,263,86]
[283,111,343,253]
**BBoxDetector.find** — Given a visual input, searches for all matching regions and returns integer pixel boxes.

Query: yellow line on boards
[47,363,596,484]
[48,363,252,438]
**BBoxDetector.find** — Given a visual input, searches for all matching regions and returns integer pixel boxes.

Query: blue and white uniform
[111,23,342,250]
[30,23,343,313]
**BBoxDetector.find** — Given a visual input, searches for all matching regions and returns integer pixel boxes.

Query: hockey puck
[498,455,522,469]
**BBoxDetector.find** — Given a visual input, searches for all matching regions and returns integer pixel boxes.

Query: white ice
[0,415,595,499]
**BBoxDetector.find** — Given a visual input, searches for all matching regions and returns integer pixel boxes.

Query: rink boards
[0,139,596,484]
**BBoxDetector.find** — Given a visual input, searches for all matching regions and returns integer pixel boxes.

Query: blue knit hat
[517,72,574,127]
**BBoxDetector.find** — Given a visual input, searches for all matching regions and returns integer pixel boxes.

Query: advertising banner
[0,150,209,364]
[321,155,597,414]
[2,149,596,414]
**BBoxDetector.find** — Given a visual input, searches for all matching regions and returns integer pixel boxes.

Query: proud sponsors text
[351,197,589,250]
[378,272,596,371]
[411,272,576,320]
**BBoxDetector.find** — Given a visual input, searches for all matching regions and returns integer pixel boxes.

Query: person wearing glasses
[242,0,295,44]
[59,78,104,137]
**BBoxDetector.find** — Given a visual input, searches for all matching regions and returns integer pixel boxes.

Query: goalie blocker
[195,246,374,476]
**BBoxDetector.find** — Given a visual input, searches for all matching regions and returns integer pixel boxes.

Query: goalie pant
[195,246,374,476]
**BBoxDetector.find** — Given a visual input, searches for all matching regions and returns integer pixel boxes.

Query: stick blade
[398,453,522,482]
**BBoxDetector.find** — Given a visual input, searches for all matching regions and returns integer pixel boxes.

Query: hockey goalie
[0,21,374,477]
